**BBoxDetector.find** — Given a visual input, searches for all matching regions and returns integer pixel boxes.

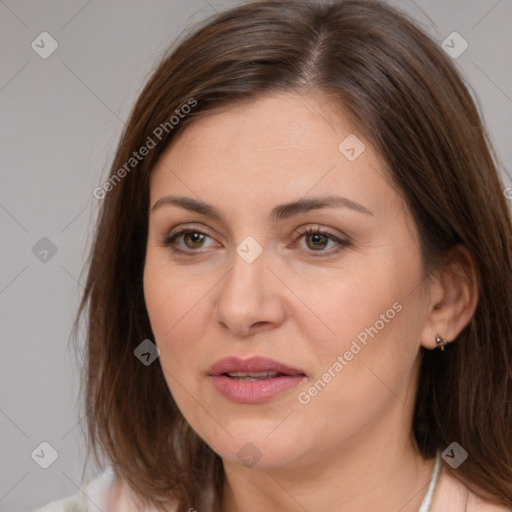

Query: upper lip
[208,356,306,376]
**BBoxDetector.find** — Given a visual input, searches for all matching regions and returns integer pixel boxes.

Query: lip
[208,356,305,376]
[208,356,306,404]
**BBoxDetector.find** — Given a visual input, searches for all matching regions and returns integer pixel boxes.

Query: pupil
[308,233,327,249]
[186,232,204,248]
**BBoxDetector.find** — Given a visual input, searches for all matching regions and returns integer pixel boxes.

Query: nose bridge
[215,240,285,333]
[221,243,267,308]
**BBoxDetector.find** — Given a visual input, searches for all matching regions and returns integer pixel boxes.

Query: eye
[162,228,219,253]
[294,226,350,255]
[161,225,349,256]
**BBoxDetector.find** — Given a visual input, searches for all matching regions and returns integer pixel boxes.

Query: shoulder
[431,464,510,512]
[33,492,88,512]
[33,468,114,512]
[33,467,167,512]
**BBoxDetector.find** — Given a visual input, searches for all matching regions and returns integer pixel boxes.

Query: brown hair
[74,0,512,509]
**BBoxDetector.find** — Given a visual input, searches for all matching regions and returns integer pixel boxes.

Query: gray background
[1,1,511,510]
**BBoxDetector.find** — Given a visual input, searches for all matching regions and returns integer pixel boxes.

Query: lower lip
[210,375,305,404]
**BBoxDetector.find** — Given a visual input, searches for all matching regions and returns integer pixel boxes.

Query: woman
[36,0,512,510]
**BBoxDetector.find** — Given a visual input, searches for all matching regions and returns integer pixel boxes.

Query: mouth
[208,356,306,378]
[208,357,306,403]
[223,371,291,381]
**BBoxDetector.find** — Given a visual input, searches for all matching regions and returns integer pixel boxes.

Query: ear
[420,245,479,350]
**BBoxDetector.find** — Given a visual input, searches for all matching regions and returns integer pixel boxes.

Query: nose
[214,246,286,337]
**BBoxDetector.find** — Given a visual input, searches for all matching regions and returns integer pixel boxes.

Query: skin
[143,92,478,511]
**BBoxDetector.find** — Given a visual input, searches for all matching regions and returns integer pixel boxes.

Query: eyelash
[161,225,350,256]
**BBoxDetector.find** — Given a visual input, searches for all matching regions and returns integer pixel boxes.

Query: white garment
[34,468,115,512]
[34,451,460,512]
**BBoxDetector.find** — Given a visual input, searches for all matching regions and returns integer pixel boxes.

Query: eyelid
[166,223,217,239]
[161,224,222,254]
[291,224,351,255]
[161,223,351,256]
[295,223,338,235]
[293,224,349,242]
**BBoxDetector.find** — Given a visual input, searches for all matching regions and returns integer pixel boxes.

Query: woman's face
[143,92,433,469]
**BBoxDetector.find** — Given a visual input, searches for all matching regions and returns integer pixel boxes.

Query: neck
[220,397,436,512]
[221,441,435,512]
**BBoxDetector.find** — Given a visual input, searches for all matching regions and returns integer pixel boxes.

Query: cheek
[294,289,423,436]
[143,254,213,366]
[291,266,404,345]
[143,260,215,424]
[143,243,215,330]
[294,246,426,378]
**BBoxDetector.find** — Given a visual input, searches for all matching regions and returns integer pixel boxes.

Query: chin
[201,423,309,470]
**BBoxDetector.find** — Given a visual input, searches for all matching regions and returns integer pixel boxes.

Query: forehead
[160,93,358,163]
[148,92,400,217]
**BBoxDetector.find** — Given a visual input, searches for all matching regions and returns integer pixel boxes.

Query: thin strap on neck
[418,451,442,512]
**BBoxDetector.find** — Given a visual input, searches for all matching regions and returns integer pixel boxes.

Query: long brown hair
[74,1,512,509]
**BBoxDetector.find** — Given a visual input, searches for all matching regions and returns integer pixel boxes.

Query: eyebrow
[151,195,373,220]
